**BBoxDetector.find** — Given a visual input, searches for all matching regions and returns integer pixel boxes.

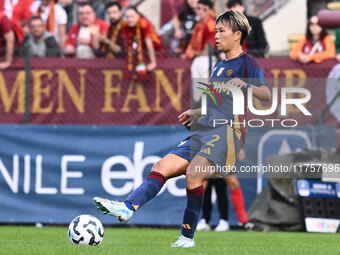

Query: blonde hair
[216,10,250,45]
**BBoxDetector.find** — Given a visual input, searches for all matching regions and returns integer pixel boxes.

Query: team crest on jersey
[226,69,233,76]
[216,67,225,76]
[210,67,217,78]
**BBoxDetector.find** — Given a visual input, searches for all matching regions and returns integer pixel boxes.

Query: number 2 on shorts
[206,135,220,147]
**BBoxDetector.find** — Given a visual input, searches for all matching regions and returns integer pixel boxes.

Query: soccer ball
[68,214,104,245]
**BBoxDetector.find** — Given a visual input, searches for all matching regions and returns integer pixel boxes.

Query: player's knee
[151,160,172,179]
[186,175,204,190]
[151,161,164,175]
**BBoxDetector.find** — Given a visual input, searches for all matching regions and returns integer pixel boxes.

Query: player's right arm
[248,84,271,101]
[226,78,271,101]
[230,56,271,102]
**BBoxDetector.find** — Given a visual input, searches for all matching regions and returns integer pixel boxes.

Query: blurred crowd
[0,0,271,81]
[0,0,338,79]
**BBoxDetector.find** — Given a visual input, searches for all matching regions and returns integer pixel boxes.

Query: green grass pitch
[0,226,339,255]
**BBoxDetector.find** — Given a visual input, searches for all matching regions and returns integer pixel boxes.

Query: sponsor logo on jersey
[226,69,233,76]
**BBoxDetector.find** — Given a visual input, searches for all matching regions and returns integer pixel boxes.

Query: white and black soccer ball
[68,214,104,246]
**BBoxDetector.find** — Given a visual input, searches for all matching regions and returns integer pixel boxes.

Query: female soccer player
[94,10,271,248]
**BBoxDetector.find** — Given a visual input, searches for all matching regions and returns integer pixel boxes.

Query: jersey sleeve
[289,37,306,61]
[246,58,267,87]
[98,19,109,34]
[0,15,12,34]
[64,25,77,48]
[140,18,152,38]
[20,0,33,21]
[56,5,68,25]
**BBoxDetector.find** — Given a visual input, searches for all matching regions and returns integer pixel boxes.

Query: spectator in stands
[227,0,268,57]
[290,15,335,64]
[197,178,230,232]
[76,0,129,20]
[198,149,261,232]
[58,0,73,32]
[121,6,164,81]
[101,1,126,58]
[185,0,216,104]
[64,3,109,58]
[0,12,15,69]
[19,16,61,57]
[185,0,215,60]
[31,0,68,48]
[92,0,106,20]
[173,0,198,54]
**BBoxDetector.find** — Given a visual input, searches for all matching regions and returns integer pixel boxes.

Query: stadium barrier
[0,55,339,226]
[0,125,335,225]
[0,57,339,126]
[0,56,191,124]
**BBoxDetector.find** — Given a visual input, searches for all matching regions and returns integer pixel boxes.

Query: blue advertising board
[0,125,336,226]
[296,179,340,199]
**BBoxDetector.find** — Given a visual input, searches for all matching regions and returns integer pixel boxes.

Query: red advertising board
[0,57,339,126]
